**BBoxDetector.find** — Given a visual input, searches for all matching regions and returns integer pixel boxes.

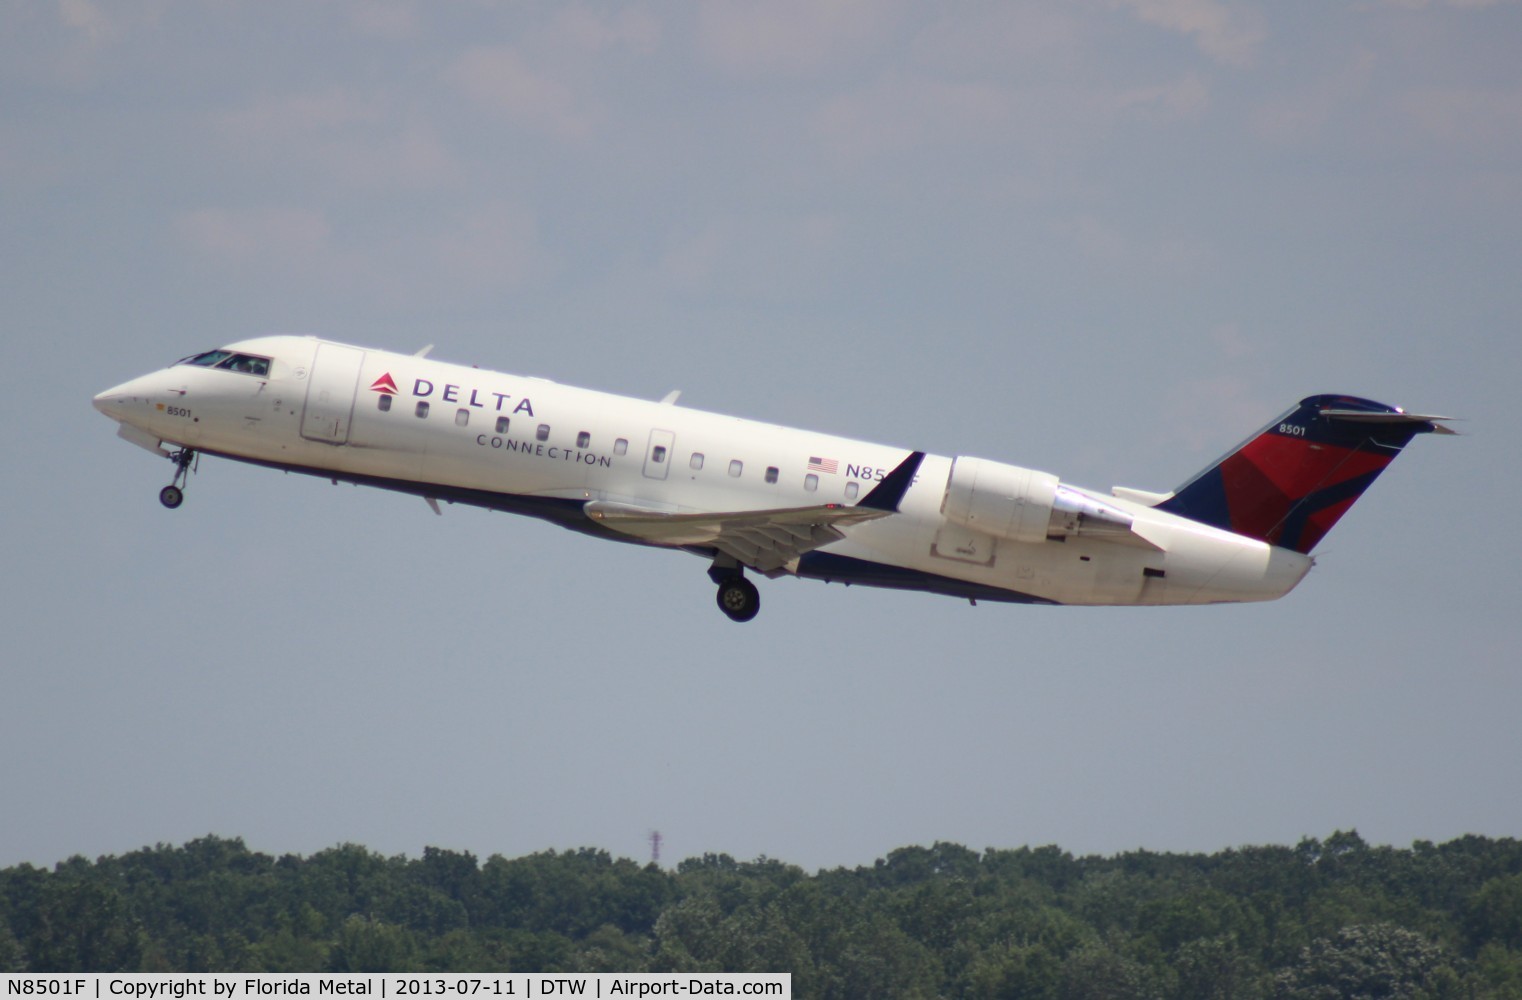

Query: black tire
[716,577,760,622]
[159,485,184,509]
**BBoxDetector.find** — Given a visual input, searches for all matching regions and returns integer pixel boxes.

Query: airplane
[93,335,1452,622]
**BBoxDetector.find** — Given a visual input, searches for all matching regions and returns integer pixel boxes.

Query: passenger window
[805,473,819,492]
[728,460,743,478]
[614,438,629,456]
[415,401,430,418]
[495,416,510,434]
[845,482,860,500]
[652,446,667,463]
[576,431,590,449]
[377,394,392,412]
[765,466,779,484]
[455,409,470,427]
[536,424,550,441]
[690,453,705,470]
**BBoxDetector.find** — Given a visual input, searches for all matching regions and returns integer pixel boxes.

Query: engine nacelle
[942,456,1140,544]
[941,456,1060,544]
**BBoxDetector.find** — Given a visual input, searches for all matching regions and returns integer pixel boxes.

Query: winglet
[856,451,926,513]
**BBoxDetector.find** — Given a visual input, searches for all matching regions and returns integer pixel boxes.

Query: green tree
[326,915,420,973]
[1059,939,1163,1000]
[1467,876,1522,952]
[1172,936,1267,1000]
[246,906,329,972]
[25,879,143,971]
[1472,944,1522,998]
[1273,923,1450,1000]
[571,924,652,973]
[0,918,25,971]
[819,913,939,1000]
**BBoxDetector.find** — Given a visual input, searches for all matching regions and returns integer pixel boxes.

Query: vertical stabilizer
[1156,395,1450,554]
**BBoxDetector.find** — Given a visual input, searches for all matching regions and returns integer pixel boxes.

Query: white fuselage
[94,335,1312,609]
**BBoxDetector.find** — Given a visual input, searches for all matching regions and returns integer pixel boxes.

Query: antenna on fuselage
[414,344,434,358]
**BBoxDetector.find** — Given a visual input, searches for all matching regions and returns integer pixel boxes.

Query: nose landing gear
[159,448,196,509]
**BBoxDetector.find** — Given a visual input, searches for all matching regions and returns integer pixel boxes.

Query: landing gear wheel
[159,447,196,510]
[716,576,760,623]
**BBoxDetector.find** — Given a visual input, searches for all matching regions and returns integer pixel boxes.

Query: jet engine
[941,456,1137,543]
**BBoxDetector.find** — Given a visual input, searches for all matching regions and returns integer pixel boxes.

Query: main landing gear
[159,448,196,509]
[709,561,760,623]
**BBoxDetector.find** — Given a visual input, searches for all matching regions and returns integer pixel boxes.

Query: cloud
[217,88,383,137]
[341,0,419,39]
[18,0,168,85]
[174,206,333,261]
[213,89,460,190]
[1400,85,1522,142]
[435,7,660,140]
[542,6,660,55]
[655,213,843,296]
[1052,214,1211,280]
[57,0,115,44]
[909,5,1088,74]
[171,201,545,303]
[1252,48,1377,143]
[1372,0,1514,7]
[1112,0,1265,66]
[444,46,598,139]
[427,201,543,290]
[813,68,1208,171]
[1115,73,1210,121]
[1209,323,1257,361]
[697,0,901,77]
[813,73,1020,163]
[1160,375,1274,454]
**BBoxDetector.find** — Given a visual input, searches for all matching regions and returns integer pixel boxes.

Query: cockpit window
[216,354,271,376]
[173,350,270,377]
[176,350,232,368]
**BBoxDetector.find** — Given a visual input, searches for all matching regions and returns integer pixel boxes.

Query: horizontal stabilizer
[1110,486,1174,507]
[1319,408,1458,433]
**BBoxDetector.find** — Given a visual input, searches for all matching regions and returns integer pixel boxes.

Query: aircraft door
[301,343,365,443]
[643,429,675,480]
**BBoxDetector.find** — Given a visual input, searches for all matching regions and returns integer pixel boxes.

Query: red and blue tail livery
[1157,395,1454,555]
[94,336,1453,619]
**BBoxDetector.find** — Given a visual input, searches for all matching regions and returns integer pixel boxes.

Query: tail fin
[1155,395,1452,554]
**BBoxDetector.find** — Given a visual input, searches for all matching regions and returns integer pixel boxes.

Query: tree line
[3,831,1522,998]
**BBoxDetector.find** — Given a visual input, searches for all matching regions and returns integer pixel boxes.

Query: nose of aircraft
[93,383,128,418]
[93,378,142,419]
[93,372,171,422]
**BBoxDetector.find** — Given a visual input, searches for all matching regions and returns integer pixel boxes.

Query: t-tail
[1155,395,1453,554]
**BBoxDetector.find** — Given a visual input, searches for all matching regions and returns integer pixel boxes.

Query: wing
[584,451,925,575]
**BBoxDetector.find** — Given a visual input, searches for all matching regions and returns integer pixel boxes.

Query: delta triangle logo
[370,373,400,394]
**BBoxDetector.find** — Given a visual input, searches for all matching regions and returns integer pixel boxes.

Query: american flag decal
[808,456,839,474]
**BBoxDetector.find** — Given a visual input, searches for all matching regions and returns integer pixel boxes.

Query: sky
[2,0,1518,874]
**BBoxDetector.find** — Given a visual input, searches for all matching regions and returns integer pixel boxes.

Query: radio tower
[648,830,663,866]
